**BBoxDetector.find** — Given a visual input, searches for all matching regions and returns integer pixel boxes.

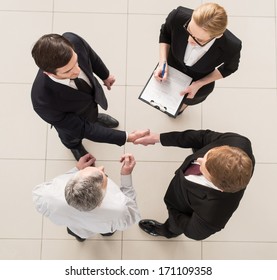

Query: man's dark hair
[31,33,74,74]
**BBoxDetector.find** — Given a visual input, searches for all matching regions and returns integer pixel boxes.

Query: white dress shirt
[184,162,221,191]
[184,38,216,66]
[185,174,220,191]
[32,168,141,238]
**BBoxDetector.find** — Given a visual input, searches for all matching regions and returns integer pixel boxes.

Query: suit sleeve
[34,106,127,146]
[159,8,177,44]
[63,32,109,81]
[160,129,226,149]
[159,7,192,44]
[80,36,110,80]
[217,33,242,77]
[160,130,254,165]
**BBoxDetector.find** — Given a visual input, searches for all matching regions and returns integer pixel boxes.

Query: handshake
[127,129,160,146]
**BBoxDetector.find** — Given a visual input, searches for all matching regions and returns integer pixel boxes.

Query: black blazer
[31,32,126,146]
[159,6,242,102]
[160,130,255,240]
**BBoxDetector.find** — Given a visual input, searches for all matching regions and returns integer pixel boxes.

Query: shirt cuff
[120,174,132,188]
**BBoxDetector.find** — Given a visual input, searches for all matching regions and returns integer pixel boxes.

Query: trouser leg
[155,217,183,239]
[54,127,82,149]
[67,227,86,242]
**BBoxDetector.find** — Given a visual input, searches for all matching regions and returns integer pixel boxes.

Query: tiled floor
[0,0,277,260]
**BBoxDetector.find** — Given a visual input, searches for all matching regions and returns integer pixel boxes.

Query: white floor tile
[0,84,47,159]
[0,12,53,83]
[128,0,199,14]
[203,242,277,260]
[203,88,277,163]
[0,1,53,11]
[127,14,165,85]
[0,240,42,260]
[54,0,128,13]
[41,240,122,260]
[0,160,45,238]
[122,240,201,260]
[224,17,276,88]
[204,0,276,16]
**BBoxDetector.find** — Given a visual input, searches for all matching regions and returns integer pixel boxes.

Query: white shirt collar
[185,174,221,191]
[184,38,216,66]
[185,162,221,191]
[46,69,90,88]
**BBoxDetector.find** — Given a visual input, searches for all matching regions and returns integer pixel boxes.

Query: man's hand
[134,132,160,146]
[120,153,136,175]
[103,74,115,90]
[127,129,150,143]
[76,154,96,170]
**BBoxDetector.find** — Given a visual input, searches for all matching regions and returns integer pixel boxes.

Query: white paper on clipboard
[139,65,192,117]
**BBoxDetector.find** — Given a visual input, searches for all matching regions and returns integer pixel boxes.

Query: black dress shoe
[96,113,119,128]
[139,219,162,236]
[70,144,88,161]
[67,227,86,242]
[100,231,116,237]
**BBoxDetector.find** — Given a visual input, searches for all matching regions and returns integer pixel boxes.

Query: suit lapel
[46,77,91,102]
[190,38,224,69]
[176,148,207,174]
[76,46,108,110]
[174,28,189,63]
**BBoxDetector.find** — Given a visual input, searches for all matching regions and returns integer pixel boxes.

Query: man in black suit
[135,129,255,240]
[31,32,148,160]
[154,3,242,111]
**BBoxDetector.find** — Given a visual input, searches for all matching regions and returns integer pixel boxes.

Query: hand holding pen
[154,61,167,82]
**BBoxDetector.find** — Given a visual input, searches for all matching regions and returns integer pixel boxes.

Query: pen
[161,62,166,78]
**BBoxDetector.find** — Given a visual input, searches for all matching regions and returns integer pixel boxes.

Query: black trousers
[158,212,219,241]
[156,212,184,239]
[55,127,83,149]
[156,219,182,239]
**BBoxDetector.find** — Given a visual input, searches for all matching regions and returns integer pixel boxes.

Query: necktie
[72,77,92,94]
[184,163,202,176]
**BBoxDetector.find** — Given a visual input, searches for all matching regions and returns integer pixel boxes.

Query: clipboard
[139,64,192,118]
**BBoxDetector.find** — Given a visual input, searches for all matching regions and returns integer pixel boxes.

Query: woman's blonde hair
[192,2,228,37]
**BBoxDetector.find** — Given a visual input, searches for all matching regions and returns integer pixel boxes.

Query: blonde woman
[155,3,241,113]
